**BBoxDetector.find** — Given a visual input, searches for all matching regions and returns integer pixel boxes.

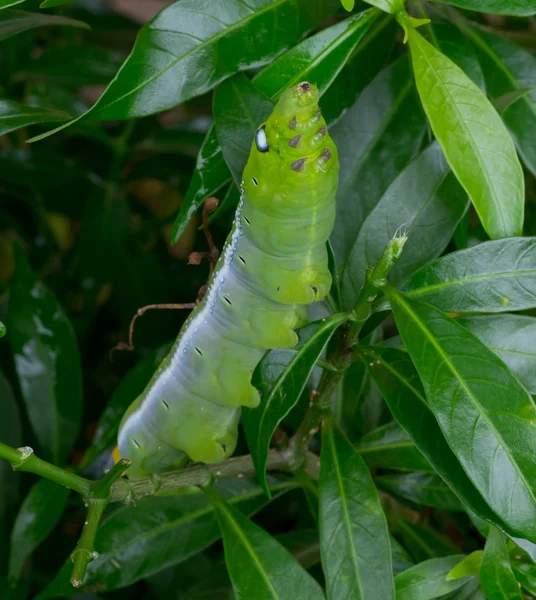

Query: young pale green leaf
[408,28,524,240]
[386,287,536,542]
[19,45,125,87]
[331,56,427,271]
[340,142,468,309]
[0,9,89,41]
[319,418,394,600]
[0,0,25,9]
[468,27,536,177]
[428,0,535,16]
[376,472,464,511]
[38,480,295,598]
[214,74,273,185]
[513,563,536,595]
[0,100,70,137]
[401,238,536,313]
[395,556,472,600]
[80,344,171,469]
[480,527,523,599]
[205,485,325,600]
[357,421,433,472]
[171,9,381,243]
[243,313,348,496]
[447,551,484,581]
[8,479,70,582]
[29,0,338,141]
[457,315,536,394]
[8,244,82,464]
[0,370,21,568]
[340,0,355,10]
[360,346,513,533]
[429,23,486,91]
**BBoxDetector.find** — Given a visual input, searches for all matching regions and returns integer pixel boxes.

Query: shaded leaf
[457,315,536,394]
[38,480,295,597]
[0,321,5,337]
[401,238,536,313]
[8,244,82,464]
[0,0,25,9]
[319,418,394,599]
[0,100,70,137]
[331,57,427,271]
[243,313,348,496]
[357,421,433,472]
[360,346,511,531]
[480,527,523,599]
[0,9,89,41]
[171,9,381,243]
[205,485,325,600]
[395,555,472,600]
[8,479,70,582]
[340,142,468,309]
[468,27,536,177]
[376,472,464,511]
[513,562,536,595]
[30,0,339,140]
[391,537,415,575]
[428,0,536,16]
[386,287,536,542]
[408,28,524,240]
[40,0,81,6]
[394,520,459,563]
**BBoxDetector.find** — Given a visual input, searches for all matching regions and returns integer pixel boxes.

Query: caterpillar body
[117,82,339,477]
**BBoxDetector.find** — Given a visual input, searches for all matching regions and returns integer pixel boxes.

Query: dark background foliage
[1,0,536,598]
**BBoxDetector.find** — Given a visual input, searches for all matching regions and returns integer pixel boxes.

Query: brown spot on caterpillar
[314,126,326,141]
[317,148,332,167]
[291,158,307,172]
[220,443,227,452]
[300,82,311,92]
[312,108,321,122]
[311,286,318,294]
[288,135,302,148]
[289,115,297,130]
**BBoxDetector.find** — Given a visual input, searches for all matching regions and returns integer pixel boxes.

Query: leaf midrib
[391,290,536,509]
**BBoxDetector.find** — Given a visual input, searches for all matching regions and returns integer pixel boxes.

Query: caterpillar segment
[117,82,339,476]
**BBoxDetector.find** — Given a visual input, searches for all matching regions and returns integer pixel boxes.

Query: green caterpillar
[117,82,339,476]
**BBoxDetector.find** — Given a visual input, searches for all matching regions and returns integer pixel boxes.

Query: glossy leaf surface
[428,0,536,16]
[387,287,536,541]
[319,418,394,599]
[0,100,69,137]
[8,245,82,464]
[0,9,88,41]
[401,238,536,313]
[408,28,524,240]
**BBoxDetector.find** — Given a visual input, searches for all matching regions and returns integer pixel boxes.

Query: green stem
[0,442,91,496]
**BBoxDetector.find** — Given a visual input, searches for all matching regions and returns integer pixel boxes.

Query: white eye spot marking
[255,126,269,152]
[252,177,258,186]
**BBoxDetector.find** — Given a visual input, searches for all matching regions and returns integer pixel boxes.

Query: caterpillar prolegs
[117,82,339,476]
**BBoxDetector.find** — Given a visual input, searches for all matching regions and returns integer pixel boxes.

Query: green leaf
[513,563,536,595]
[30,0,338,141]
[19,45,125,87]
[38,480,294,597]
[428,0,535,16]
[357,421,433,472]
[408,28,524,240]
[0,100,70,137]
[8,479,70,582]
[7,244,82,464]
[386,287,536,542]
[171,8,381,243]
[319,418,394,599]
[360,346,512,532]
[362,0,402,14]
[493,88,534,115]
[468,27,536,178]
[0,370,21,569]
[395,556,472,600]
[0,321,5,337]
[480,527,523,599]
[340,0,355,10]
[205,485,325,600]
[0,0,25,9]
[429,22,486,91]
[244,313,348,496]
[394,520,459,563]
[376,472,464,511]
[214,74,274,185]
[80,344,171,469]
[340,142,468,310]
[457,315,536,395]
[40,0,80,7]
[447,551,484,581]
[401,238,536,313]
[391,536,415,575]
[331,56,427,271]
[0,9,89,41]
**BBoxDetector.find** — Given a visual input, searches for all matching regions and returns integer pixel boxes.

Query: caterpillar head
[242,81,338,212]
